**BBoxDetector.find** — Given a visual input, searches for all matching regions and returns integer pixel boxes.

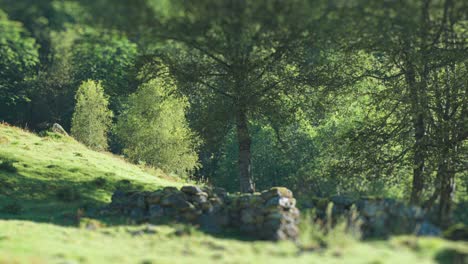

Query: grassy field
[0,123,466,264]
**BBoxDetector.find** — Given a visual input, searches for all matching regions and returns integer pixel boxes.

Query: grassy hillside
[0,123,182,223]
[0,123,466,264]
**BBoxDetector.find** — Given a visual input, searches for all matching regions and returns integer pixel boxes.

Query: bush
[0,159,17,173]
[56,187,82,202]
[71,80,113,150]
[115,77,200,177]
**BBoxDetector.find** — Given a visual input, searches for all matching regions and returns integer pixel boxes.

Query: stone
[182,209,202,222]
[213,187,227,199]
[330,195,356,208]
[265,197,296,209]
[201,202,214,213]
[161,193,194,212]
[209,197,223,207]
[261,187,293,200]
[149,205,164,218]
[417,221,442,237]
[240,224,256,234]
[111,190,128,205]
[361,201,382,217]
[241,208,257,224]
[192,192,209,204]
[181,185,203,195]
[130,208,146,221]
[51,123,68,136]
[163,186,179,193]
[283,223,300,239]
[146,191,163,205]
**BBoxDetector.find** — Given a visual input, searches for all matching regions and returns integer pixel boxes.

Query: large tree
[0,9,39,123]
[343,0,467,222]
[155,0,336,192]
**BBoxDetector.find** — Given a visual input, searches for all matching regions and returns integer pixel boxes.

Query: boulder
[261,187,293,200]
[149,205,165,218]
[51,123,68,136]
[181,185,203,195]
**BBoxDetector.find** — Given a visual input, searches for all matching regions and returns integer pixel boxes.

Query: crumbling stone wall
[303,196,441,238]
[101,186,300,241]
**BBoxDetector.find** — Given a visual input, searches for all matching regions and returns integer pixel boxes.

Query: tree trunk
[406,67,426,205]
[236,109,255,193]
[437,159,455,227]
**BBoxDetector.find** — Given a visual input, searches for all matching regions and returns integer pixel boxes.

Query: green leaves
[71,80,113,151]
[115,76,201,177]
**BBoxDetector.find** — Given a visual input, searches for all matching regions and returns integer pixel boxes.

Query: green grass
[0,124,183,223]
[0,123,467,264]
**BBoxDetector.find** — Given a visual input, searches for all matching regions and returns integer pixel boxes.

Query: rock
[417,221,442,237]
[182,209,202,222]
[130,208,146,221]
[261,187,293,200]
[360,201,382,217]
[330,195,355,208]
[265,197,296,209]
[161,194,194,212]
[51,123,68,135]
[201,202,214,213]
[111,190,128,205]
[241,208,257,224]
[283,223,300,239]
[213,187,228,199]
[181,186,203,195]
[163,186,179,193]
[146,191,163,205]
[149,205,164,218]
[240,224,256,234]
[192,192,209,204]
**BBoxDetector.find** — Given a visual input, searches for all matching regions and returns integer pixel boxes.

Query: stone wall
[303,196,441,238]
[101,186,300,241]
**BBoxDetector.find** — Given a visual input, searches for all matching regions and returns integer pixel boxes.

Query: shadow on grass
[434,248,468,264]
[0,171,257,242]
[0,171,147,226]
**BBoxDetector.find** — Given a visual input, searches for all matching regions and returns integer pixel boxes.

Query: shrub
[115,77,200,177]
[0,159,17,173]
[71,80,113,150]
[56,187,82,202]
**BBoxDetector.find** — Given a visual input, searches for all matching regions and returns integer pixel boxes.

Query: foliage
[115,77,201,177]
[0,9,39,123]
[71,80,113,150]
[71,28,138,108]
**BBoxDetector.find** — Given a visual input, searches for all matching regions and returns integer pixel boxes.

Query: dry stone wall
[101,186,300,241]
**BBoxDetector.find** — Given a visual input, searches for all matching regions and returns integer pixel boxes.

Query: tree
[0,9,39,123]
[156,0,336,192]
[71,28,138,113]
[115,76,200,177]
[71,80,113,150]
[342,0,467,222]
